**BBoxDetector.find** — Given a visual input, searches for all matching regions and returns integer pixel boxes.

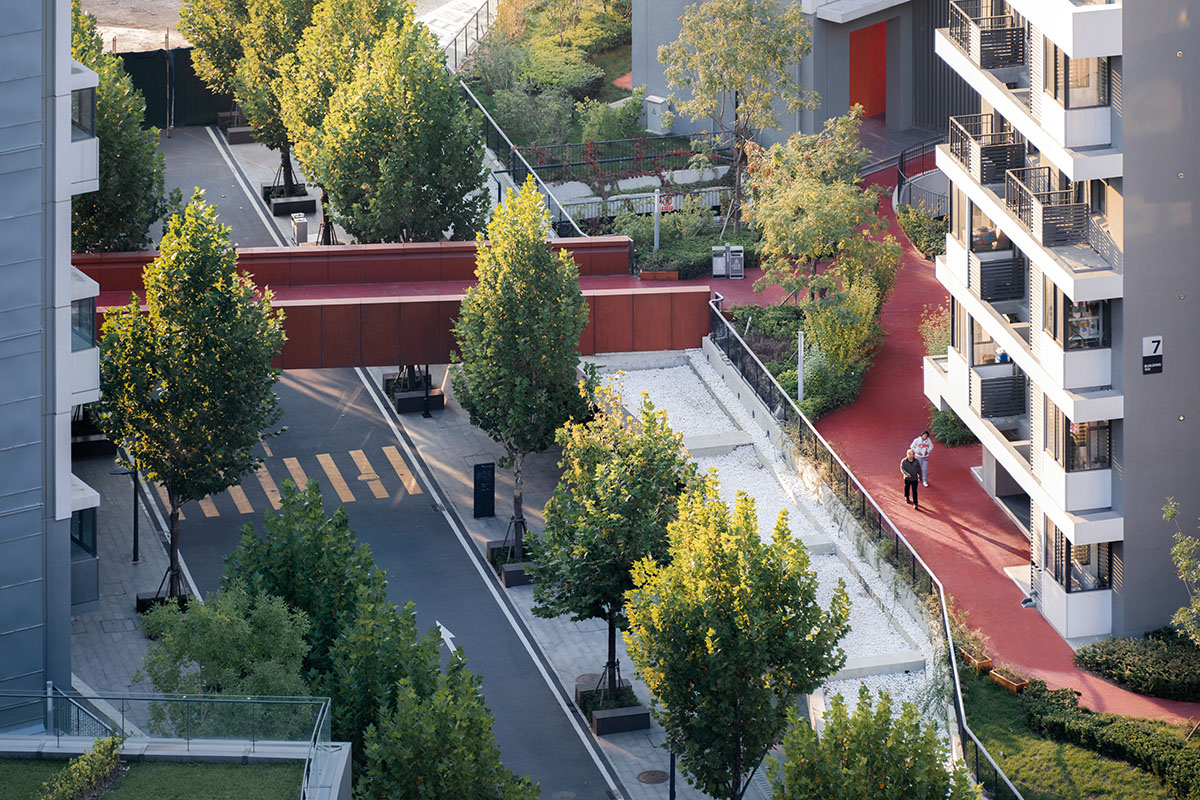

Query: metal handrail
[707,293,1025,799]
[441,0,496,73]
[459,80,586,237]
[897,134,946,191]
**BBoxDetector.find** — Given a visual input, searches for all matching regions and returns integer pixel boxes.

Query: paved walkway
[777,166,1200,724]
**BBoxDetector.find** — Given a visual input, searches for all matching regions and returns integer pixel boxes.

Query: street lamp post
[110,462,140,563]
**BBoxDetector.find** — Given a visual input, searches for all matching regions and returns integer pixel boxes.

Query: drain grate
[637,770,669,785]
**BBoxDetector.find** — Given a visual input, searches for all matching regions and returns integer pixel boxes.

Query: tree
[97,192,286,598]
[224,480,388,675]
[770,685,979,800]
[307,16,488,241]
[658,0,818,232]
[179,0,317,195]
[532,386,698,700]
[357,657,537,800]
[1164,499,1200,646]
[623,478,851,800]
[70,0,171,252]
[453,178,592,560]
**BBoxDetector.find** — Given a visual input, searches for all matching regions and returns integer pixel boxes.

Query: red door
[848,21,887,118]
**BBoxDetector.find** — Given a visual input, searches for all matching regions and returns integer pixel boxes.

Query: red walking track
[683,167,1200,725]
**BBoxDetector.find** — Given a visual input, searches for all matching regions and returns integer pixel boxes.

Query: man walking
[911,430,934,487]
[901,449,921,510]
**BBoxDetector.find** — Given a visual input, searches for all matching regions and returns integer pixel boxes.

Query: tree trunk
[280,143,297,195]
[168,492,183,599]
[607,610,619,701]
[732,140,743,236]
[512,452,525,560]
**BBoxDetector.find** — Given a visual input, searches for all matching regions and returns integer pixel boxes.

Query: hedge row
[40,736,122,800]
[1021,680,1200,799]
[1075,628,1200,702]
[637,231,761,280]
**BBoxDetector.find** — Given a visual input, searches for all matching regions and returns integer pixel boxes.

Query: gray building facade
[1,0,101,700]
[924,0,1200,639]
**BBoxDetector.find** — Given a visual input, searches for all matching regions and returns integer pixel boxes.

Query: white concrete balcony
[1005,0,1121,59]
[935,28,1121,182]
[1036,329,1111,390]
[1040,453,1111,513]
[70,346,100,405]
[1040,575,1112,638]
[67,61,100,194]
[938,145,1121,302]
[924,349,1122,545]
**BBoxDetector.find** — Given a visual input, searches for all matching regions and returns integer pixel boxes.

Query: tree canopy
[658,0,818,231]
[97,192,286,597]
[452,177,592,558]
[770,685,979,800]
[624,477,850,800]
[70,0,171,252]
[532,385,698,699]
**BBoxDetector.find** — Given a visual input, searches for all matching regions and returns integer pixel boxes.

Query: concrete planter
[393,388,445,414]
[639,270,678,281]
[136,591,191,615]
[499,562,535,587]
[574,676,631,706]
[591,706,651,735]
[260,184,317,217]
[223,126,255,145]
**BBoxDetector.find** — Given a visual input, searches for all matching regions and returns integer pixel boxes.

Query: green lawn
[0,759,302,800]
[961,670,1175,800]
[0,757,66,799]
[590,43,633,104]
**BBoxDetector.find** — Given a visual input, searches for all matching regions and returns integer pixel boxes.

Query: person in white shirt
[910,430,934,487]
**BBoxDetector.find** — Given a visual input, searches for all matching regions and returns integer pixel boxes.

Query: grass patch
[577,686,640,719]
[0,758,68,800]
[106,761,303,799]
[589,44,632,104]
[960,669,1174,800]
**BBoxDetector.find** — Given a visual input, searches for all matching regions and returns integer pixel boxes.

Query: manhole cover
[576,673,602,686]
[638,770,669,785]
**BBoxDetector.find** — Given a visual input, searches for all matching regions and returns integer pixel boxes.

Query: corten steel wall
[74,236,635,294]
[270,286,712,369]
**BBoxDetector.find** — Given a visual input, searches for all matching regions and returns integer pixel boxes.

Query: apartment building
[633,0,976,140]
[1,0,102,693]
[924,0,1200,639]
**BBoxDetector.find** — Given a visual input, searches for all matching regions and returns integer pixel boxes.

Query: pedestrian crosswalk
[154,445,425,521]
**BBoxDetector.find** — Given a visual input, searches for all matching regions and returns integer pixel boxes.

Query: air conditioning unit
[644,95,671,135]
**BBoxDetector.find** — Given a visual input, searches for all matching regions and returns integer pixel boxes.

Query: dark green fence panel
[117,47,230,129]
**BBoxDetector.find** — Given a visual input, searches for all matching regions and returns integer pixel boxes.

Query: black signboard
[1143,335,1163,375]
[474,463,495,518]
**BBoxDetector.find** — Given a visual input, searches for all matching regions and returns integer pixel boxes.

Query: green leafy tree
[70,0,170,252]
[97,192,286,598]
[1164,499,1200,646]
[658,0,818,232]
[357,658,538,800]
[223,480,388,675]
[453,178,592,559]
[770,685,979,800]
[576,87,646,143]
[803,278,883,372]
[177,0,247,96]
[532,385,698,700]
[624,477,851,800]
[303,17,486,241]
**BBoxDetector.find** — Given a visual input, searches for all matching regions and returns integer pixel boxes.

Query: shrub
[1019,680,1200,799]
[472,33,525,94]
[728,303,806,342]
[40,736,122,800]
[896,203,948,259]
[520,41,604,100]
[1075,628,1200,702]
[564,9,631,54]
[803,281,882,371]
[612,208,655,252]
[929,405,977,447]
[800,345,864,420]
[577,87,645,142]
[919,303,950,357]
[493,87,573,146]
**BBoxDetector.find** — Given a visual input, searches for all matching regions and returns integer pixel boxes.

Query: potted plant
[945,598,992,671]
[989,663,1029,693]
[575,679,649,735]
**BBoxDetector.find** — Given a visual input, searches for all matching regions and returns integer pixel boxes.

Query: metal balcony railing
[949,114,1026,186]
[1005,167,1088,247]
[948,0,1026,70]
[969,250,1026,302]
[970,364,1028,419]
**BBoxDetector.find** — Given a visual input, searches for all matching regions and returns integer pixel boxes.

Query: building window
[1042,276,1109,350]
[1043,40,1109,109]
[971,204,1011,252]
[1045,518,1111,592]
[71,508,97,559]
[951,185,968,245]
[71,87,96,141]
[71,297,96,351]
[1044,398,1111,471]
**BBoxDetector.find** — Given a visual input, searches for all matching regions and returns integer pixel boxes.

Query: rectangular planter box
[393,388,444,414]
[500,562,535,587]
[591,706,650,735]
[260,185,318,218]
[959,648,992,671]
[989,670,1028,693]
[574,678,631,706]
[224,126,255,145]
[639,270,679,281]
[136,591,191,615]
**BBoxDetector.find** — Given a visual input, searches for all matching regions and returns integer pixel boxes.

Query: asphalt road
[157,368,616,800]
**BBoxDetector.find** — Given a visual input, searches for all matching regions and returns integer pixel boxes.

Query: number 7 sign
[1143,335,1163,374]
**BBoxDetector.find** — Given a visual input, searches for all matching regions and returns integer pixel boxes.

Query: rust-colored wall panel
[326,252,366,284]
[633,293,673,352]
[440,244,478,282]
[400,302,440,364]
[436,300,460,364]
[592,293,634,354]
[671,290,711,349]
[402,245,442,283]
[321,304,362,367]
[280,305,322,369]
[578,296,597,356]
[241,250,296,286]
[361,303,401,366]
[288,252,328,285]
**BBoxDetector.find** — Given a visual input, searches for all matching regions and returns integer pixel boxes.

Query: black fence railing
[897,134,949,216]
[707,295,1024,800]
[442,0,497,74]
[510,134,729,183]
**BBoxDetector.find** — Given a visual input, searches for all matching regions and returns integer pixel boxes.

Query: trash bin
[291,213,308,245]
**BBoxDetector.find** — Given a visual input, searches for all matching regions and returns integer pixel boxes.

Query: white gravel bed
[811,554,911,658]
[694,448,819,543]
[608,366,738,436]
[823,670,932,714]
